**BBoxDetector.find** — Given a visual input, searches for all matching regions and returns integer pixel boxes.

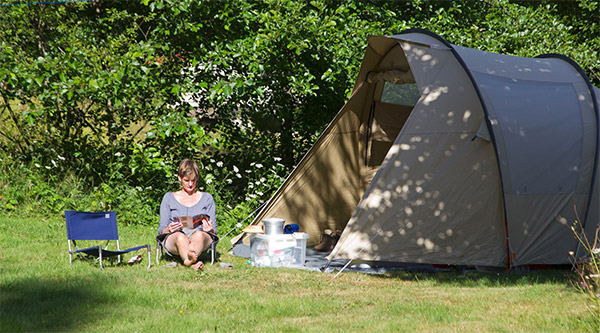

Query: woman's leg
[164,232,196,266]
[187,231,213,270]
[189,231,213,255]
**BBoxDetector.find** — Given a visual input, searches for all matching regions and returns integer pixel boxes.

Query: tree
[0,0,598,222]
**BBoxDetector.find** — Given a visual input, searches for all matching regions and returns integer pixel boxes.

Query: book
[173,214,210,231]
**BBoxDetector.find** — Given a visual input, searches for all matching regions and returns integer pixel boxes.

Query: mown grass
[0,214,595,332]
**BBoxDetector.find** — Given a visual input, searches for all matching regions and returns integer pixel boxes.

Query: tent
[248,28,600,269]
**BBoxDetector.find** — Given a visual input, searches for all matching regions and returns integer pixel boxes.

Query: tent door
[362,101,413,188]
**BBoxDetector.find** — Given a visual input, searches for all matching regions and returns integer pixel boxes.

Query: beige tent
[248,29,600,269]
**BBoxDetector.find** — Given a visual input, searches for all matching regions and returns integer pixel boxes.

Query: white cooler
[250,232,309,268]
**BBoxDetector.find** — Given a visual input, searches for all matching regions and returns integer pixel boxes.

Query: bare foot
[182,249,199,267]
[191,260,204,271]
[188,249,198,263]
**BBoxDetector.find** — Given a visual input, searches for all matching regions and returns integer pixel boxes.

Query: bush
[0,151,274,238]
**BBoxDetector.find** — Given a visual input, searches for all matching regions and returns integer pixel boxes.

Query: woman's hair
[178,159,200,182]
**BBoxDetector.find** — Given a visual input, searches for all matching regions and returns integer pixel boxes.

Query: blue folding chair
[65,210,151,270]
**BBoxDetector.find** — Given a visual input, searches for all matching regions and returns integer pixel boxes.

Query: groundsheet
[231,244,458,274]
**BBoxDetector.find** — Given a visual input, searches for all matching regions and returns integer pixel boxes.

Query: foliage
[185,0,406,169]
[0,1,189,196]
[0,154,158,225]
[0,0,598,230]
[570,219,600,329]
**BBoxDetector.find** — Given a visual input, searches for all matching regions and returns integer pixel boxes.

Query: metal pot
[262,218,285,235]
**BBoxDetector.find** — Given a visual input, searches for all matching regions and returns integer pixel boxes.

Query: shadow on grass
[0,276,114,331]
[371,268,575,287]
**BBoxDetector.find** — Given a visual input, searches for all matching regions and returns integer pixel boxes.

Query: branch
[127,118,150,149]
[0,127,19,144]
[78,100,109,148]
[0,92,30,154]
[589,68,600,85]
[135,20,151,42]
[124,100,168,151]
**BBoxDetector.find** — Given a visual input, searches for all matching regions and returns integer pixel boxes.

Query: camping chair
[65,210,151,270]
[156,232,219,266]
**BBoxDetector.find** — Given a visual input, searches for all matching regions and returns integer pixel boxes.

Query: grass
[0,214,595,332]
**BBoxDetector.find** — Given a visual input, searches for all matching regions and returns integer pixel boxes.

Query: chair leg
[146,245,151,269]
[99,246,104,270]
[68,240,73,265]
[210,242,216,265]
[156,241,160,265]
[116,240,121,264]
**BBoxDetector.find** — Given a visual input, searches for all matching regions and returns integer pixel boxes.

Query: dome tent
[248,28,599,269]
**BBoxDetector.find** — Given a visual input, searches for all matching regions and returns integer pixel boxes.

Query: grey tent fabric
[243,28,599,269]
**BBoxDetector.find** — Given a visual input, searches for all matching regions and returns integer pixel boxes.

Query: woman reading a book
[158,159,217,271]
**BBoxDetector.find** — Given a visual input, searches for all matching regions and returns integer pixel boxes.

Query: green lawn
[0,214,595,332]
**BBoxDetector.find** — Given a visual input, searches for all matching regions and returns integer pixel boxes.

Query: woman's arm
[205,193,217,234]
[158,193,172,234]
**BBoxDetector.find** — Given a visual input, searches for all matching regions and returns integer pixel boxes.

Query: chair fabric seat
[73,244,150,257]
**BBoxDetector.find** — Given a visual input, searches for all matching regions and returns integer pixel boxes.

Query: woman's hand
[202,219,215,233]
[164,221,182,233]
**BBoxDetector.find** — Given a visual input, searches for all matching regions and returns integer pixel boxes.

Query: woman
[158,159,217,271]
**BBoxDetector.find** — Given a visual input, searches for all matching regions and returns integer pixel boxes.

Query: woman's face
[179,175,197,194]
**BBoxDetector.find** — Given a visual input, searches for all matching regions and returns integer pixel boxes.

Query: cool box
[250,233,308,268]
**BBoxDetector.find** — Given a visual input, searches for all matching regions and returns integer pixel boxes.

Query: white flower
[255,163,263,168]
[274,157,282,161]
[45,165,51,169]
[593,248,600,254]
[260,177,266,183]
[233,165,239,173]
[236,173,242,178]
[51,160,57,167]
[35,163,40,168]
[216,161,223,167]
[206,179,213,184]
[226,179,233,184]
[57,155,66,161]
[114,152,122,157]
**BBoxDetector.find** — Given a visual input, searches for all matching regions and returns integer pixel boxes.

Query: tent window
[475,73,583,194]
[380,82,420,106]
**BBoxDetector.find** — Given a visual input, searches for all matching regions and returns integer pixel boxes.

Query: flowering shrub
[197,155,287,235]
